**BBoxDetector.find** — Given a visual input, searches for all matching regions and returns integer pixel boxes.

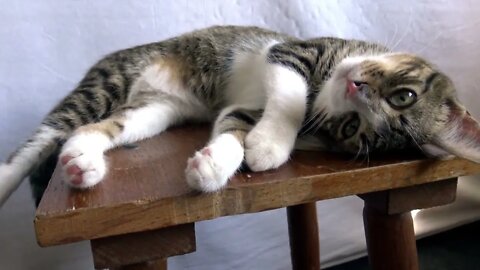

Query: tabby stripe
[269,47,315,72]
[296,42,320,50]
[322,50,337,79]
[78,112,91,125]
[101,92,114,116]
[269,59,309,80]
[423,72,439,93]
[312,45,324,72]
[79,82,99,89]
[57,101,79,114]
[58,116,76,130]
[92,68,111,80]
[55,101,89,124]
[112,120,125,131]
[79,87,116,118]
[117,64,132,94]
[75,90,101,120]
[394,77,424,86]
[268,51,312,73]
[104,130,115,139]
[76,89,97,102]
[225,111,256,126]
[85,102,100,121]
[105,82,122,101]
[80,75,98,83]
[43,119,62,130]
[64,103,90,124]
[395,60,425,77]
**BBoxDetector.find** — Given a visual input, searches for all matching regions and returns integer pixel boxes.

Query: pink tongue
[346,80,358,96]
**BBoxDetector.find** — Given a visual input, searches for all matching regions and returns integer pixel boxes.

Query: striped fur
[1,25,480,206]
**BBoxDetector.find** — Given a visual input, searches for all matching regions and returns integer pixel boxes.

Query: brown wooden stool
[34,126,480,269]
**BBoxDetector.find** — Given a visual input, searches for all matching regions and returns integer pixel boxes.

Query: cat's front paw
[59,134,108,188]
[244,128,293,172]
[185,134,243,192]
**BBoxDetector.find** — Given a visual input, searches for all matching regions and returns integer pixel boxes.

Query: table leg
[363,204,418,270]
[112,259,167,270]
[359,178,458,270]
[91,223,195,270]
[287,202,320,270]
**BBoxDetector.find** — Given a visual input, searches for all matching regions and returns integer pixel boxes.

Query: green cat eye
[387,89,417,109]
[341,115,360,139]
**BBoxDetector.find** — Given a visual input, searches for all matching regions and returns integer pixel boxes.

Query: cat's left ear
[426,100,480,163]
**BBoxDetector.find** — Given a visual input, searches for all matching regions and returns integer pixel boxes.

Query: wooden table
[34,126,480,270]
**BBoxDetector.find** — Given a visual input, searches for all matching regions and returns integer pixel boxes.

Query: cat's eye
[387,89,417,109]
[341,115,360,139]
[353,81,366,87]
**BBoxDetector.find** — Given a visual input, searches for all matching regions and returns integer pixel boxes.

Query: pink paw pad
[200,148,211,156]
[66,164,82,176]
[70,175,83,185]
[60,155,73,166]
[190,159,200,169]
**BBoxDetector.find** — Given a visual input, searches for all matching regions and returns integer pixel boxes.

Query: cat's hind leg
[60,95,199,188]
[185,106,262,192]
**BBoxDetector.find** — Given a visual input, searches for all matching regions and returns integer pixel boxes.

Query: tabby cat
[1,25,480,206]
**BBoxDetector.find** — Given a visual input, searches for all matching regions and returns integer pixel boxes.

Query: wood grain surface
[35,125,480,246]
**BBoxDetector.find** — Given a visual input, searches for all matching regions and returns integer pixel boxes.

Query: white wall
[1,1,480,269]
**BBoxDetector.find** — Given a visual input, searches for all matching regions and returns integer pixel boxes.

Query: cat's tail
[0,125,68,206]
[0,56,132,207]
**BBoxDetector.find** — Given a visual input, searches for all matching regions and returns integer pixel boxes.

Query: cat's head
[314,52,480,162]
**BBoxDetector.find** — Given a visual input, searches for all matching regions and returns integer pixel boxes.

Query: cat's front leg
[245,64,308,171]
[185,106,261,191]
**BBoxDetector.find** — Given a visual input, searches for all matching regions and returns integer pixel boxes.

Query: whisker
[359,134,371,166]
[352,140,364,162]
[385,22,399,49]
[404,127,427,155]
[303,110,320,126]
[391,6,413,51]
[301,111,322,135]
[310,114,328,135]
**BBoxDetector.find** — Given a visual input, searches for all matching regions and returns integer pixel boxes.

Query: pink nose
[346,80,366,97]
[345,80,367,97]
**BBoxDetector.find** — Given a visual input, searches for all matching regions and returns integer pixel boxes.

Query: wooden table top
[34,125,480,247]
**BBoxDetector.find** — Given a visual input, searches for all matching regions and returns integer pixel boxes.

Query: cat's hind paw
[185,134,243,192]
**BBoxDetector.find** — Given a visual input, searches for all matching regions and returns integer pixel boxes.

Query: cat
[1,25,480,207]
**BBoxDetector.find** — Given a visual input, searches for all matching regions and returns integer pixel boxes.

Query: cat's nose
[347,80,367,96]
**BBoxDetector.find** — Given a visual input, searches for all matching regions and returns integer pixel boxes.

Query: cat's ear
[426,100,480,163]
